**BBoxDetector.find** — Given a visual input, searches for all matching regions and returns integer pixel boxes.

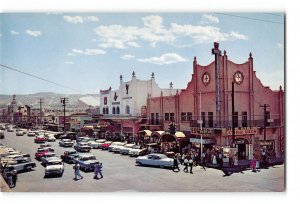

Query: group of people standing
[73,162,103,180]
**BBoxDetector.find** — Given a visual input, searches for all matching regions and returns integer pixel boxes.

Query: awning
[138,130,152,136]
[175,131,185,138]
[151,131,165,137]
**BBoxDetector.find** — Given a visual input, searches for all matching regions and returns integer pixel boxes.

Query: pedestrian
[98,163,103,178]
[181,153,186,165]
[94,162,100,179]
[12,169,17,187]
[218,151,223,168]
[250,155,257,172]
[183,156,189,173]
[173,156,180,172]
[212,153,217,168]
[6,167,14,188]
[233,154,239,169]
[189,156,194,174]
[74,162,83,180]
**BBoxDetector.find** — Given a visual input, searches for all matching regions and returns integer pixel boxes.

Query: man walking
[189,156,194,174]
[74,162,83,180]
[93,162,103,179]
[173,155,180,172]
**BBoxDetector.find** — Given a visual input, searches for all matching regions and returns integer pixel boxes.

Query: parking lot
[1,130,284,192]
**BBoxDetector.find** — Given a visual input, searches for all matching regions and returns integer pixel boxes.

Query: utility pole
[231,81,235,147]
[39,98,44,128]
[260,104,270,141]
[60,97,68,132]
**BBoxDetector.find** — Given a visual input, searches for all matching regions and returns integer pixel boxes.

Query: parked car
[35,149,50,160]
[0,130,4,139]
[60,151,79,164]
[87,139,105,149]
[27,131,36,137]
[101,141,112,150]
[129,146,148,157]
[40,144,52,148]
[34,136,47,143]
[44,158,64,177]
[135,154,174,168]
[59,139,74,147]
[111,142,126,153]
[1,158,36,172]
[74,142,91,152]
[108,142,124,152]
[16,131,24,136]
[1,154,31,164]
[119,144,136,155]
[7,127,14,132]
[40,152,57,165]
[47,134,56,142]
[74,153,99,172]
[76,137,90,143]
[60,132,77,140]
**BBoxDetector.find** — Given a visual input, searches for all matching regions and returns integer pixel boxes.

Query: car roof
[78,153,95,157]
[47,158,62,162]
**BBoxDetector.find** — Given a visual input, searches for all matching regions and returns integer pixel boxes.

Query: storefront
[150,131,165,143]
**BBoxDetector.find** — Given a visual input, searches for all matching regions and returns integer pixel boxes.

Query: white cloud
[121,54,135,60]
[138,53,186,65]
[64,61,74,65]
[25,30,42,37]
[277,43,283,48]
[203,14,219,23]
[69,48,106,56]
[94,15,247,49]
[63,15,99,24]
[10,30,19,35]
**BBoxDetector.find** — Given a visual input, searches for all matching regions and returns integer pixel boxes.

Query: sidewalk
[0,175,11,192]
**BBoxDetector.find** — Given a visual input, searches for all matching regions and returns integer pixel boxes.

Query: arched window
[102,107,105,114]
[125,105,130,114]
[116,106,120,114]
[112,107,116,114]
[106,107,109,115]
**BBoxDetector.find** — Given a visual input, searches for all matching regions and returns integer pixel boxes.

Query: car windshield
[63,139,71,142]
[48,161,62,166]
[80,156,96,161]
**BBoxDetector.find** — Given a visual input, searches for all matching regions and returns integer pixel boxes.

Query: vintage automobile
[1,154,31,164]
[101,141,112,150]
[34,135,47,143]
[0,130,4,139]
[74,153,99,172]
[76,136,90,143]
[60,151,79,164]
[1,158,36,172]
[119,144,136,155]
[111,143,126,153]
[7,127,14,132]
[40,144,51,148]
[47,134,56,142]
[59,139,74,147]
[35,149,50,160]
[27,131,36,137]
[74,142,91,152]
[40,152,57,165]
[16,130,24,136]
[129,146,148,157]
[44,158,64,177]
[87,139,105,149]
[108,142,124,152]
[59,132,77,140]
[135,153,174,168]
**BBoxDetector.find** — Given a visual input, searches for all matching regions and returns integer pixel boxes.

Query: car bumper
[45,170,63,176]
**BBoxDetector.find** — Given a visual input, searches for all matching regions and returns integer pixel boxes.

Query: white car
[128,146,148,157]
[47,134,56,142]
[27,131,36,137]
[2,158,36,172]
[111,143,126,153]
[16,131,24,136]
[119,144,136,155]
[108,142,124,152]
[40,152,57,165]
[1,154,31,164]
[45,159,64,177]
[136,154,174,168]
[59,139,74,147]
[88,140,104,149]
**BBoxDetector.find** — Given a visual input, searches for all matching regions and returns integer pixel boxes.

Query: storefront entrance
[235,138,250,160]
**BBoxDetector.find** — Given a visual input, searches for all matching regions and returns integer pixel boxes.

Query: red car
[34,136,47,143]
[35,149,49,160]
[101,141,112,150]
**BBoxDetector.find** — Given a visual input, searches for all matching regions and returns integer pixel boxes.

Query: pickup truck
[74,153,99,172]
[74,142,91,152]
[61,151,79,164]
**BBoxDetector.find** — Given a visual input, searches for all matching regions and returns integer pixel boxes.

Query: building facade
[147,42,284,159]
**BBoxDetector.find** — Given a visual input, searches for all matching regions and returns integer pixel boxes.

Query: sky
[0,12,284,95]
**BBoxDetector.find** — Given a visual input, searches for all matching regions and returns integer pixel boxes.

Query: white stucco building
[100,71,180,118]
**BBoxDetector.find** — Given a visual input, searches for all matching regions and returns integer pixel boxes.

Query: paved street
[1,131,284,192]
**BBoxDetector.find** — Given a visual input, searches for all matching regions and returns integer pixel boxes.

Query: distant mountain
[0,92,100,109]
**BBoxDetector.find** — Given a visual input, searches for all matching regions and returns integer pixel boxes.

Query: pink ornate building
[147,42,284,159]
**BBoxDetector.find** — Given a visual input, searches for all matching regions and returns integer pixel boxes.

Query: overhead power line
[0,64,81,93]
[217,13,284,24]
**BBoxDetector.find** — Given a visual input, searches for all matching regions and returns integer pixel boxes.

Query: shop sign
[260,140,274,146]
[190,138,214,144]
[223,128,257,136]
[191,127,213,135]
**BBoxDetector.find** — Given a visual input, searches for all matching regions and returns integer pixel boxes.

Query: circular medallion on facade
[233,71,244,85]
[202,72,210,86]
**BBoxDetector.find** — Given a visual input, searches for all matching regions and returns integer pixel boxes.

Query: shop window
[170,113,174,121]
[208,112,213,128]
[112,107,116,114]
[151,113,155,125]
[233,111,238,127]
[116,107,120,114]
[201,112,206,128]
[265,111,270,126]
[242,112,247,127]
[181,112,187,121]
[187,112,192,121]
[165,113,170,121]
[155,113,159,125]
